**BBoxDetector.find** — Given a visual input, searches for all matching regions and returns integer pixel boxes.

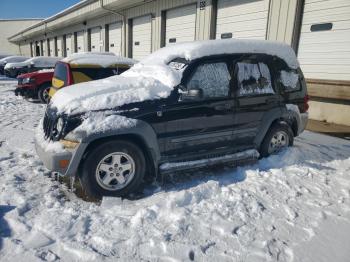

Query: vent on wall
[310,23,333,32]
[221,33,233,39]
[169,38,176,43]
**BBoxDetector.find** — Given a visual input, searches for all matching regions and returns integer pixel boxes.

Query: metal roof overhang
[8,0,148,43]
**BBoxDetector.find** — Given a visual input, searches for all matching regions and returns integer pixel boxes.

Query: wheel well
[38,81,51,88]
[269,117,298,137]
[79,134,156,180]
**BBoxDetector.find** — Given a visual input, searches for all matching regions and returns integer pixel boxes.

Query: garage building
[7,0,350,126]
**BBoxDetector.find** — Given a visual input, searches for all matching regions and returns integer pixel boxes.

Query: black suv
[35,39,308,198]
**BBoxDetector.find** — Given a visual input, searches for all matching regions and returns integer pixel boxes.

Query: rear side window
[279,70,301,92]
[235,61,274,96]
[187,62,231,98]
[54,62,68,84]
[72,68,117,81]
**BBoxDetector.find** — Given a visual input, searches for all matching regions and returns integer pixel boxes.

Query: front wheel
[38,83,51,103]
[80,140,146,199]
[259,122,294,158]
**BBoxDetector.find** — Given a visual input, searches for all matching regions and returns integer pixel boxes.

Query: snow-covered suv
[35,39,308,198]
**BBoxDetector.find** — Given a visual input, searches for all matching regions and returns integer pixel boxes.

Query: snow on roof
[50,39,299,115]
[4,56,61,69]
[61,53,137,67]
[0,56,29,65]
[141,39,300,69]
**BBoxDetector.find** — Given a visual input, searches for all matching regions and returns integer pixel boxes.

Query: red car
[15,69,54,103]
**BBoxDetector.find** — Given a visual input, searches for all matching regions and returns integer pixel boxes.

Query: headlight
[22,77,33,84]
[56,117,64,133]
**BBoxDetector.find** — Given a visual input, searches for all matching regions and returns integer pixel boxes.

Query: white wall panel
[298,0,350,80]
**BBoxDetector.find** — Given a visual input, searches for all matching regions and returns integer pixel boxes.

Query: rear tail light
[302,95,309,113]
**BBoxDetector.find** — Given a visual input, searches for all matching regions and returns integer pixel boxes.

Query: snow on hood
[61,52,137,67]
[50,64,178,115]
[142,39,300,69]
[4,57,61,70]
[0,56,29,66]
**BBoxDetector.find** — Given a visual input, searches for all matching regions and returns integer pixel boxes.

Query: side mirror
[181,87,203,101]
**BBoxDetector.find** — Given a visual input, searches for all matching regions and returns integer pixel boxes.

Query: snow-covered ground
[0,80,349,262]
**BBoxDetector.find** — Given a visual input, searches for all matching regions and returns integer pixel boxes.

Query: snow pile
[37,68,55,73]
[68,112,137,139]
[35,119,66,153]
[51,65,176,115]
[0,55,29,65]
[280,70,299,89]
[0,82,350,261]
[62,53,137,67]
[141,39,300,69]
[4,57,61,70]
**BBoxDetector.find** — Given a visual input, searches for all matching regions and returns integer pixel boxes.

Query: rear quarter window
[279,70,301,92]
[54,63,68,84]
[71,68,117,81]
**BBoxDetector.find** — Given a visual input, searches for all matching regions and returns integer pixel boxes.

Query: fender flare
[64,119,160,176]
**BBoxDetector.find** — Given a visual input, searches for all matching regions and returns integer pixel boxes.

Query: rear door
[160,58,235,160]
[232,56,280,148]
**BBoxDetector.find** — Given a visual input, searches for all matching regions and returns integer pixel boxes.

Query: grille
[17,78,23,85]
[43,110,57,140]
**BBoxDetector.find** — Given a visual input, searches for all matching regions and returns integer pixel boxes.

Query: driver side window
[187,62,231,99]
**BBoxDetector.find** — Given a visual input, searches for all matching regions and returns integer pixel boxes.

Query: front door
[160,60,236,161]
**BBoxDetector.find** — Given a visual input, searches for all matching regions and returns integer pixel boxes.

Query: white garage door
[90,27,102,52]
[108,22,122,55]
[77,31,85,53]
[65,34,73,56]
[57,37,63,57]
[216,0,269,40]
[49,38,55,56]
[298,0,350,81]
[165,4,197,46]
[132,15,152,60]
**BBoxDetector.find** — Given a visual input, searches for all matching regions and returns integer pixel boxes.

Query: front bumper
[35,137,73,174]
[15,87,37,98]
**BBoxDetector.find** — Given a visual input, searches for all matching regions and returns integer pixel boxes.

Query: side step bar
[159,149,259,175]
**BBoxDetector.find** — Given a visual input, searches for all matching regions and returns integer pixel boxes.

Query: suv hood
[18,70,54,79]
[50,64,181,115]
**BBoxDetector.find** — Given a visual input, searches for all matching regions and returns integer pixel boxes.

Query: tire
[259,122,294,158]
[38,83,51,104]
[80,140,146,199]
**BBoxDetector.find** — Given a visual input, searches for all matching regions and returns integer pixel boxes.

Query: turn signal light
[59,159,70,169]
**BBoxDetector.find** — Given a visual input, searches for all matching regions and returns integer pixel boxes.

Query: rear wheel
[80,140,146,199]
[260,122,294,157]
[38,83,51,103]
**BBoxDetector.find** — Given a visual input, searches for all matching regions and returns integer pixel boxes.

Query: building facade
[8,0,350,126]
[0,18,43,55]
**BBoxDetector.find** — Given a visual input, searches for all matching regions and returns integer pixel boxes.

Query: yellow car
[49,53,137,98]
